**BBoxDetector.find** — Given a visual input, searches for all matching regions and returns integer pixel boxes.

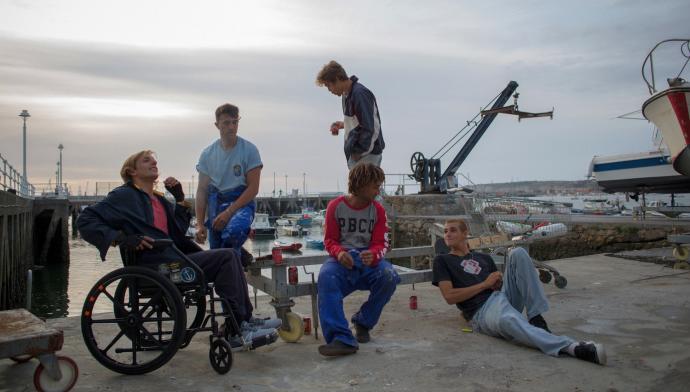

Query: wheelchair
[80,239,264,375]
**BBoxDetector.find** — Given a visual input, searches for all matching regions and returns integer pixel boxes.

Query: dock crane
[409,81,554,193]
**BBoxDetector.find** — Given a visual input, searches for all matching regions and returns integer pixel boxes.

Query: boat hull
[642,87,690,176]
[589,150,690,194]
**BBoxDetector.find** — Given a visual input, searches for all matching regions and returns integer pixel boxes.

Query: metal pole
[285,174,288,197]
[18,110,31,195]
[273,172,276,197]
[303,172,306,196]
[58,143,64,194]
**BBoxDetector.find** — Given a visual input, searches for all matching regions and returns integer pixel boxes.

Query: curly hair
[316,60,348,86]
[348,163,385,195]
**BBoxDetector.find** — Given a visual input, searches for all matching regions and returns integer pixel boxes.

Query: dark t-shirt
[432,251,497,321]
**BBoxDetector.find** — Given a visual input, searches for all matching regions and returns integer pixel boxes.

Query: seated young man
[77,150,281,348]
[317,163,400,356]
[432,219,607,365]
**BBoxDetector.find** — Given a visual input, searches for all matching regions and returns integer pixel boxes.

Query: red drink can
[272,248,283,264]
[303,316,312,335]
[288,265,298,285]
[409,295,418,310]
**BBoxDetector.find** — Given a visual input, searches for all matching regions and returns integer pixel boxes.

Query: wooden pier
[0,191,71,311]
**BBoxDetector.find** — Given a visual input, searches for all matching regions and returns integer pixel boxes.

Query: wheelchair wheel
[538,269,552,284]
[81,266,186,375]
[209,338,233,374]
[554,275,568,289]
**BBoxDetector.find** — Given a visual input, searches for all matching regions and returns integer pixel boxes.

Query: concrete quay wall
[382,194,690,268]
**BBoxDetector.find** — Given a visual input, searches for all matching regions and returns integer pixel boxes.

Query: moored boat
[251,213,276,239]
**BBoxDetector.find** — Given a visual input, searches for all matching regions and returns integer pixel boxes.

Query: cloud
[1,0,689,195]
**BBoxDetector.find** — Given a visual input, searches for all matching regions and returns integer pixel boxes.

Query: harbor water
[31,224,327,319]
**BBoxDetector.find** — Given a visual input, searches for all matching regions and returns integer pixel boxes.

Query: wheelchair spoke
[138,290,165,316]
[90,317,127,324]
[101,287,129,316]
[138,327,164,348]
[102,330,126,353]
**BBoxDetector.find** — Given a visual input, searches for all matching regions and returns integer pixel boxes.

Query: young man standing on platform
[77,150,280,347]
[317,163,399,356]
[195,103,262,268]
[432,219,607,365]
[316,61,385,170]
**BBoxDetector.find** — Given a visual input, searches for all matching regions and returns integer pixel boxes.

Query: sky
[1,0,689,196]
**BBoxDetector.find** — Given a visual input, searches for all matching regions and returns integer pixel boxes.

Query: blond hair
[445,219,469,233]
[120,150,155,183]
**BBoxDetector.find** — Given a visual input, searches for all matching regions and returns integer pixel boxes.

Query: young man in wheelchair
[77,150,281,349]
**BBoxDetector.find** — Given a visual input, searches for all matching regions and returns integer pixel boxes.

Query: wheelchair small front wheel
[81,266,186,375]
[209,339,233,374]
[278,312,304,343]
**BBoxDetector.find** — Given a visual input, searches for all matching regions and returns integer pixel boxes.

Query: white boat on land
[496,221,532,236]
[251,213,276,239]
[588,150,690,194]
[642,39,690,177]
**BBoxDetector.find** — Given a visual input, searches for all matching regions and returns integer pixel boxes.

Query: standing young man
[195,103,261,265]
[316,60,385,170]
[317,163,400,356]
[77,150,280,347]
[432,219,607,365]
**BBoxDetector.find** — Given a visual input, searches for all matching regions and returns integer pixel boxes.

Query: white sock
[562,342,578,356]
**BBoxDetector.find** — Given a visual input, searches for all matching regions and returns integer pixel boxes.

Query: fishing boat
[277,224,309,237]
[250,213,276,239]
[641,39,690,177]
[305,238,325,250]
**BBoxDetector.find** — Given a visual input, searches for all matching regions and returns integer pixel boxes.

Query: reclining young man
[432,219,607,365]
[77,150,281,348]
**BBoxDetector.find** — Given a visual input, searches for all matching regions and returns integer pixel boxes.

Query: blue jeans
[318,253,400,347]
[206,185,255,251]
[470,247,575,356]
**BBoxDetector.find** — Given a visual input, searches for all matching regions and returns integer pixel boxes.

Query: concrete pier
[1,253,689,391]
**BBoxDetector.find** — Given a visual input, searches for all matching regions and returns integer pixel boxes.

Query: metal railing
[0,152,35,197]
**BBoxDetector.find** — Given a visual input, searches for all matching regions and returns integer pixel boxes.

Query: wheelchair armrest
[151,238,174,250]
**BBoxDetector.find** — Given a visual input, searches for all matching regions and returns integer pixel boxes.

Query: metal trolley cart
[0,309,79,392]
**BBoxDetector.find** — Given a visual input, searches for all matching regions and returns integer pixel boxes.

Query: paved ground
[2,253,690,392]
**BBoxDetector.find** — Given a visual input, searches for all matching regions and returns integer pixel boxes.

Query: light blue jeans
[470,247,575,356]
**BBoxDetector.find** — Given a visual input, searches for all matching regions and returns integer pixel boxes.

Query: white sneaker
[230,321,278,350]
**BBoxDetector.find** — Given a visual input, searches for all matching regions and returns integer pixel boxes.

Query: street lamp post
[58,143,64,195]
[18,109,31,195]
[303,172,306,196]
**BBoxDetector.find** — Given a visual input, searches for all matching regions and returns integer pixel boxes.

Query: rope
[430,90,503,160]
